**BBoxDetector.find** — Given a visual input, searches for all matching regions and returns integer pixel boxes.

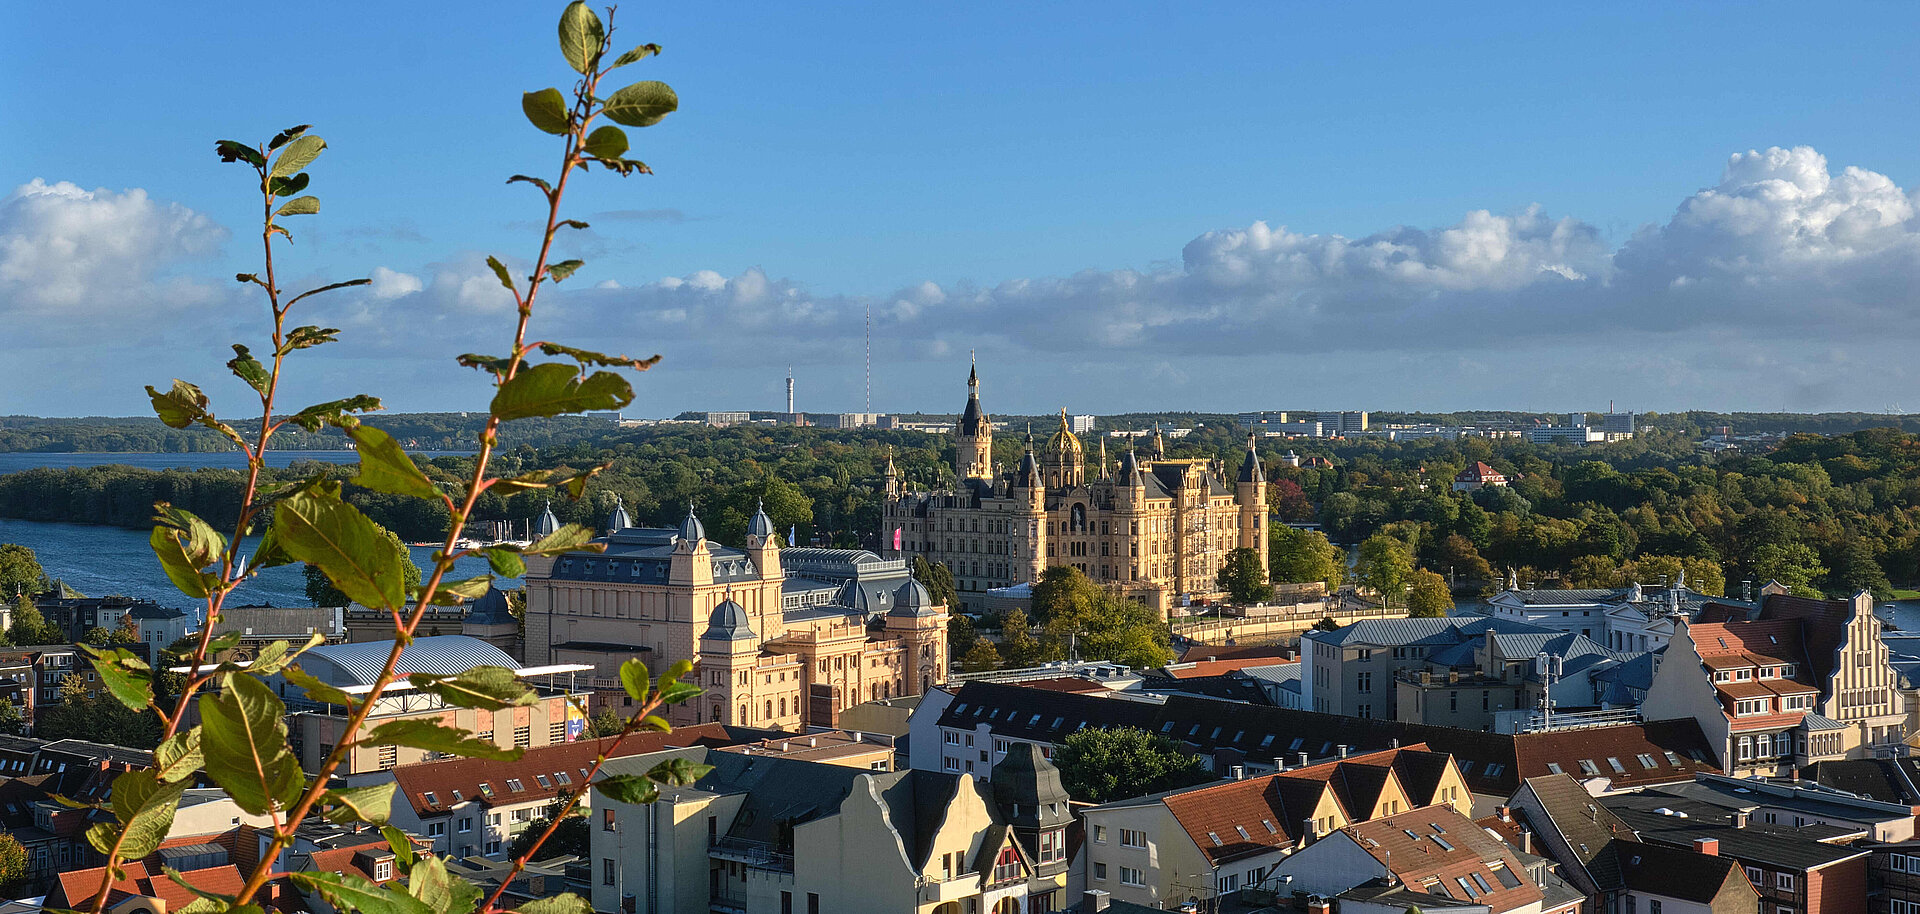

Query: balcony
[708,837,793,873]
[916,870,981,904]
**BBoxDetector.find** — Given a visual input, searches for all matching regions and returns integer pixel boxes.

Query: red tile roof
[389,722,757,815]
[1347,807,1544,913]
[1177,644,1295,664]
[55,862,248,912]
[1512,719,1719,789]
[1163,658,1286,680]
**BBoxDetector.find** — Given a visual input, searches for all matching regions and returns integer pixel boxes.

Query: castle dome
[535,501,560,536]
[890,578,938,617]
[607,496,633,531]
[1044,410,1083,459]
[748,500,776,539]
[702,598,755,641]
[678,505,707,543]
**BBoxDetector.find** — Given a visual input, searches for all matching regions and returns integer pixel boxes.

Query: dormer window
[1734,669,1751,681]
[1780,664,1795,677]
[423,791,438,806]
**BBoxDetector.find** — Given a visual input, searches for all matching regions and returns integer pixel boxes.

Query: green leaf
[268,125,312,151]
[557,1,605,73]
[86,820,119,855]
[151,525,216,599]
[81,645,154,711]
[602,80,678,127]
[610,44,662,68]
[657,680,702,707]
[507,174,554,194]
[283,663,358,707]
[200,675,304,816]
[382,825,417,870]
[637,714,671,732]
[583,125,628,159]
[483,547,527,578]
[322,782,397,826]
[215,140,266,167]
[512,895,595,914]
[457,353,515,374]
[407,854,483,914]
[365,719,524,761]
[547,259,585,283]
[347,425,439,500]
[288,872,433,914]
[287,394,383,432]
[286,277,371,307]
[154,502,226,565]
[154,728,204,784]
[268,172,310,198]
[664,658,693,682]
[522,88,570,135]
[250,526,297,570]
[426,575,494,603]
[282,325,341,352]
[147,379,210,429]
[227,344,270,395]
[112,768,189,858]
[245,632,323,678]
[619,658,651,704]
[595,773,659,805]
[270,134,326,178]
[276,195,321,217]
[537,342,662,371]
[646,755,713,787]
[592,156,653,176]
[408,665,535,711]
[490,362,634,420]
[486,255,517,293]
[523,522,600,556]
[271,481,410,610]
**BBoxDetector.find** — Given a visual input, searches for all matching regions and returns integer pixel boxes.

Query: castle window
[765,700,773,719]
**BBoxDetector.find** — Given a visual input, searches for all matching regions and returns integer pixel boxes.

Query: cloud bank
[5,146,1918,413]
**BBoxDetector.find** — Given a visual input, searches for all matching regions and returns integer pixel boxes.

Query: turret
[1236,432,1267,566]
[1041,409,1085,488]
[606,496,633,532]
[1152,423,1166,459]
[885,578,949,695]
[669,505,712,587]
[698,597,758,726]
[954,356,994,480]
[990,743,1073,877]
[746,499,783,581]
[534,501,559,537]
[882,445,901,498]
[1096,436,1109,482]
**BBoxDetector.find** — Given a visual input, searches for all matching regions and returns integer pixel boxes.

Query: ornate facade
[879,362,1267,615]
[524,503,948,732]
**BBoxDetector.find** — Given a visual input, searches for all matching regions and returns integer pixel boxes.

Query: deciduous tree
[1052,726,1209,803]
[1215,547,1270,603]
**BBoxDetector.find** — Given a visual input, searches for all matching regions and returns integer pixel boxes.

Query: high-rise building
[1069,414,1096,434]
[1314,411,1368,434]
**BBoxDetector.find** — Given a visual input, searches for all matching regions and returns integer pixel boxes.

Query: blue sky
[4,1,1919,417]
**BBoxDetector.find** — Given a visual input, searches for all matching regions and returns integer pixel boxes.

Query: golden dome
[1045,408,1083,457]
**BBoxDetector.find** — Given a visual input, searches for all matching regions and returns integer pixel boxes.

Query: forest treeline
[4,420,1920,598]
[0,414,626,453]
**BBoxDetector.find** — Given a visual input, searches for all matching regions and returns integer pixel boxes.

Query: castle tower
[744,500,787,639]
[884,578,950,695]
[1236,432,1268,569]
[882,446,902,499]
[1041,409,1085,489]
[1012,435,1047,583]
[668,505,714,589]
[954,357,993,481]
[698,597,759,727]
[1096,436,1109,482]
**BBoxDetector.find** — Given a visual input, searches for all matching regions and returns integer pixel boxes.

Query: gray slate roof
[299,635,518,688]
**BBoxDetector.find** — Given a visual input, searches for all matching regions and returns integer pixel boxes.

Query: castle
[878,360,1267,616]
[523,502,948,731]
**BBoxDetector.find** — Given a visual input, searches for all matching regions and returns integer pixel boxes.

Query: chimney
[780,742,790,752]
[1306,898,1332,914]
[1301,818,1319,847]
[1298,752,1310,767]
[1732,811,1749,829]
[1274,757,1286,773]
[1337,744,1349,758]
[1693,836,1719,856]
[808,737,817,748]
[1389,738,1399,749]
[1518,827,1533,856]
[1497,806,1512,823]
[1208,656,1218,662]
[1080,890,1110,913]
[1230,765,1246,780]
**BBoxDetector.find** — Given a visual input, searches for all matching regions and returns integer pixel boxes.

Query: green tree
[1431,534,1494,595]
[1750,542,1828,598]
[0,833,24,894]
[1827,539,1893,598]
[912,555,958,609]
[1215,547,1270,603]
[1619,555,1725,596]
[1268,525,1344,588]
[6,595,59,645]
[961,638,1003,673]
[947,613,979,661]
[1355,535,1414,605]
[0,544,47,600]
[998,608,1048,667]
[37,680,163,749]
[1566,555,1620,589]
[585,709,624,737]
[1028,567,1174,668]
[0,699,24,736]
[507,793,588,859]
[1405,568,1453,618]
[1052,726,1209,803]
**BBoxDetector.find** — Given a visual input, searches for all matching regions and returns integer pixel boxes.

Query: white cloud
[0,179,230,339]
[368,266,423,300]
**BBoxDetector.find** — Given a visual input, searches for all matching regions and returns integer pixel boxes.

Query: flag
[788,525,796,547]
[893,527,902,550]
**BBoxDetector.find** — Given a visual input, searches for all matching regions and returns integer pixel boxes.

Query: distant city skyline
[4,2,1919,417]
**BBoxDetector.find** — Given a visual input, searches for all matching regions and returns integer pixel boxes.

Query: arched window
[778,696,786,716]
[765,700,773,719]
[739,703,747,722]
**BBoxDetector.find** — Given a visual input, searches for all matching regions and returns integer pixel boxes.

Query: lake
[0,516,513,612]
[0,450,475,474]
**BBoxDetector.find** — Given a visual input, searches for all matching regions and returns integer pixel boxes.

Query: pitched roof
[1615,840,1749,905]
[55,863,248,911]
[1512,718,1720,789]
[1515,773,1636,893]
[390,723,767,815]
[1755,592,1858,685]
[1606,801,1870,870]
[1345,807,1544,913]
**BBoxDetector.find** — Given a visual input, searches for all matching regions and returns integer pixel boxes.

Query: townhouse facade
[1079,746,1474,909]
[1300,616,1560,719]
